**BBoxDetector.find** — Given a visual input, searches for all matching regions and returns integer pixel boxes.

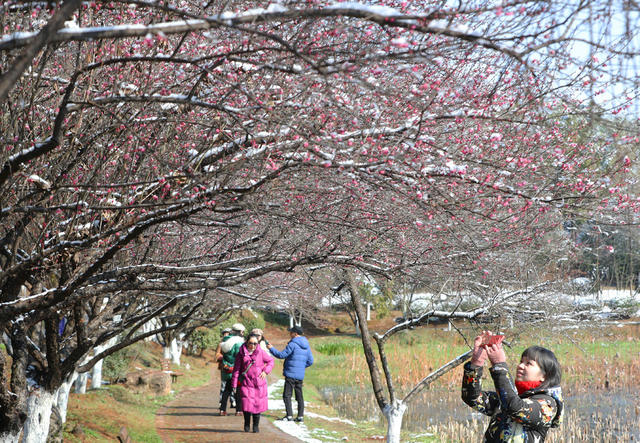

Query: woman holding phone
[461,331,564,442]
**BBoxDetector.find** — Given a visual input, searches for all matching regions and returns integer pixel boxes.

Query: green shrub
[261,310,290,327]
[190,327,218,355]
[241,309,266,333]
[103,348,131,383]
[214,309,266,338]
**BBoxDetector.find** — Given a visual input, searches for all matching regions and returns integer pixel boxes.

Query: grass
[63,343,211,442]
[65,386,168,442]
[314,340,363,356]
[307,328,472,390]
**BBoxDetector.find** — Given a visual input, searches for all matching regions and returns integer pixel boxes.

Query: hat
[251,328,264,336]
[232,323,246,332]
[288,325,303,335]
[221,327,232,335]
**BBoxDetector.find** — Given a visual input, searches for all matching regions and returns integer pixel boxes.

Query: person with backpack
[218,323,245,415]
[214,327,232,409]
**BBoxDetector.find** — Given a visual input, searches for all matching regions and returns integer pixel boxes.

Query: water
[320,385,640,441]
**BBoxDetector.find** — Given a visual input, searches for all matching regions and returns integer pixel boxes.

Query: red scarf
[515,380,541,395]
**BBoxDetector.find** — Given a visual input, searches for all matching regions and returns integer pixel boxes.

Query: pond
[320,385,640,441]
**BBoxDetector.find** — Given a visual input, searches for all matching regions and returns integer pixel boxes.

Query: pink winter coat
[231,343,274,414]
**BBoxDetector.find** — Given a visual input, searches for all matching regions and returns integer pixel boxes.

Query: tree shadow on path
[156,365,302,443]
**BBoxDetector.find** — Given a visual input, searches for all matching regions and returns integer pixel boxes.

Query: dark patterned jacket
[461,362,563,443]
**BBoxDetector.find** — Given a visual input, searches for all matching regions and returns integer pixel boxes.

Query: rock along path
[156,365,303,443]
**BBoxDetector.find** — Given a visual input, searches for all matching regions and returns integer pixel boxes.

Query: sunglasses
[247,342,258,346]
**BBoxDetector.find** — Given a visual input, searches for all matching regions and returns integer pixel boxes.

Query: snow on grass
[272,418,323,443]
[305,411,355,425]
[268,378,355,442]
[268,378,322,442]
[268,378,286,412]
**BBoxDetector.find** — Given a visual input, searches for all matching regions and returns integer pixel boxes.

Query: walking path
[155,366,302,442]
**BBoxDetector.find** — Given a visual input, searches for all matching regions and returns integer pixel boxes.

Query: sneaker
[279,416,294,421]
[294,417,304,423]
[235,411,243,416]
[219,411,227,416]
[244,425,250,432]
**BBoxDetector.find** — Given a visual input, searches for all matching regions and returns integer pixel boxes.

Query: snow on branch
[0,5,524,65]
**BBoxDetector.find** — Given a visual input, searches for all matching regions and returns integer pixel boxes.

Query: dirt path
[156,326,305,443]
[155,366,302,443]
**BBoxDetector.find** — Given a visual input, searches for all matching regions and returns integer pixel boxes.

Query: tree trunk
[142,317,159,340]
[0,329,28,441]
[91,336,117,387]
[170,338,182,365]
[90,341,109,389]
[74,372,88,394]
[56,373,77,424]
[354,316,361,337]
[91,359,103,389]
[384,400,407,443]
[22,389,55,443]
[345,272,387,410]
[0,431,21,443]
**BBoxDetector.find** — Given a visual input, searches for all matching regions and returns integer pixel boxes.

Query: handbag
[238,360,254,386]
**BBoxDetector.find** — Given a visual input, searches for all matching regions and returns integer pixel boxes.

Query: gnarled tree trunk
[22,389,55,443]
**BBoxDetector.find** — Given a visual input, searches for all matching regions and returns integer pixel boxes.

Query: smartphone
[482,334,505,346]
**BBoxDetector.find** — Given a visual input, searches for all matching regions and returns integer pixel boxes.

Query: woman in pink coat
[231,333,274,433]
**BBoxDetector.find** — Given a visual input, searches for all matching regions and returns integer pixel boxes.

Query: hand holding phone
[481,334,505,347]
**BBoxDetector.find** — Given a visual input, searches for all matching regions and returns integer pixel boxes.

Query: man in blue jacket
[267,325,314,422]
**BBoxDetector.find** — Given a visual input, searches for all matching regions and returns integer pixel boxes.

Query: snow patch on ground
[268,378,323,442]
[268,378,286,412]
[268,378,355,442]
[305,411,356,425]
[272,420,323,443]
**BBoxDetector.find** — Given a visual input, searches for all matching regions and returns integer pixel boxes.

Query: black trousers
[283,376,304,418]
[219,379,235,408]
[243,411,260,431]
[220,379,239,412]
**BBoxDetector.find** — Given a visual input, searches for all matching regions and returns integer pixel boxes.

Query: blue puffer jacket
[269,336,314,381]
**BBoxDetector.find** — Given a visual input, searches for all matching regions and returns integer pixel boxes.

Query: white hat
[232,323,246,332]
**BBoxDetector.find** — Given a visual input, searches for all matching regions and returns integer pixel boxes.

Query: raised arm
[269,341,294,359]
[461,362,501,416]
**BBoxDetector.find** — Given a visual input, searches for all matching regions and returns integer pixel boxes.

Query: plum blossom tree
[1,0,639,441]
[244,268,331,327]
